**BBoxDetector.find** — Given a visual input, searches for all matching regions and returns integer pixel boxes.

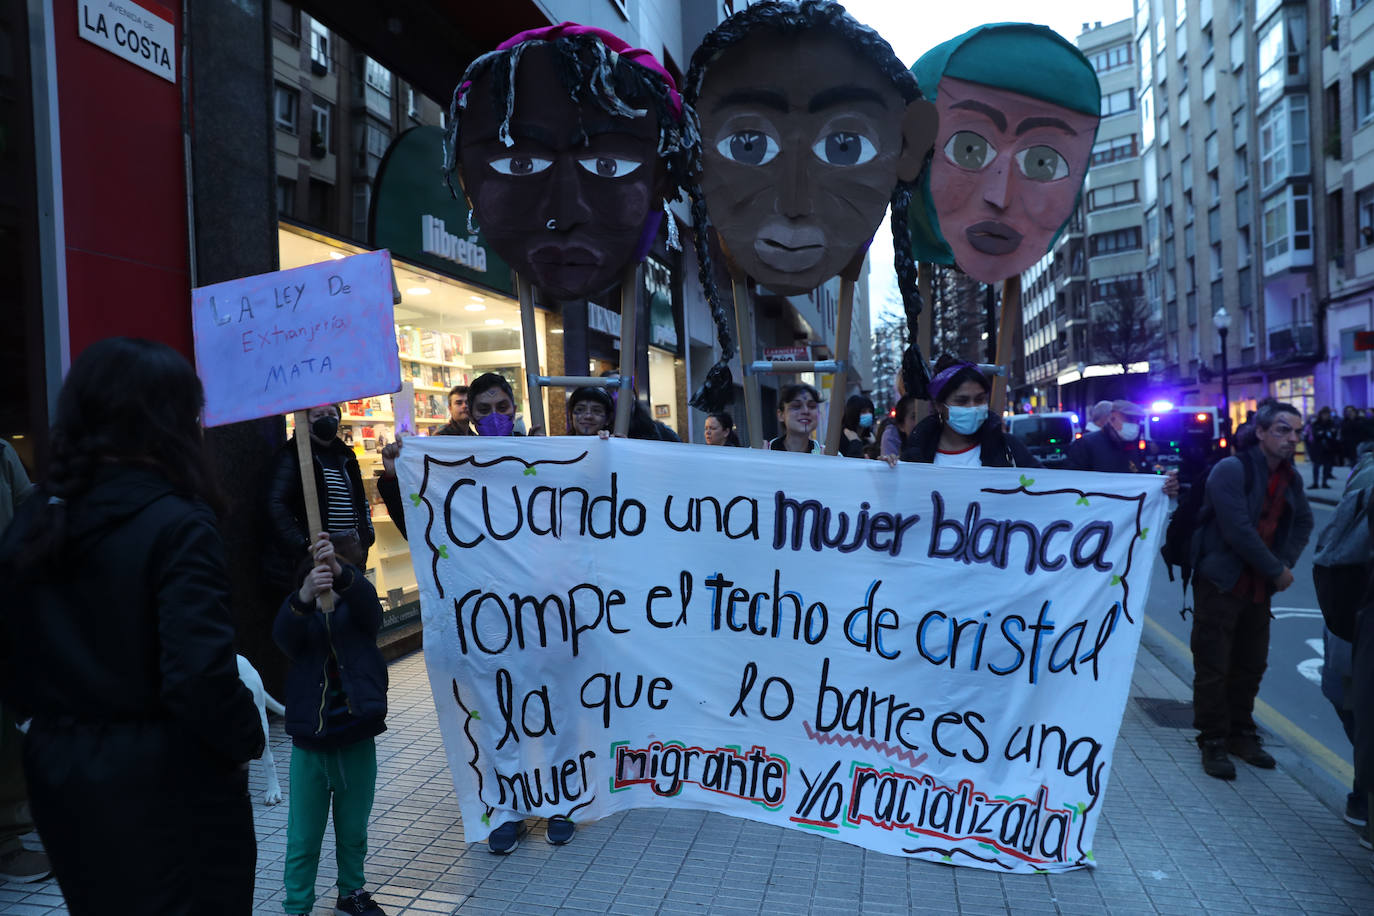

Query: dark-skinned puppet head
[907,23,1101,285]
[444,23,736,412]
[686,0,937,299]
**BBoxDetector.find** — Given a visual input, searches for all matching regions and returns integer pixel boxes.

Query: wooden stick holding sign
[612,264,640,439]
[725,261,764,448]
[293,411,333,613]
[822,260,862,457]
[990,274,1021,416]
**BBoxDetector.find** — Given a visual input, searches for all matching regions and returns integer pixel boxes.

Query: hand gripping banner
[397,437,1169,873]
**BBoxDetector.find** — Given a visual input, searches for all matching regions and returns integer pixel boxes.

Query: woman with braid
[0,338,263,914]
[684,0,938,398]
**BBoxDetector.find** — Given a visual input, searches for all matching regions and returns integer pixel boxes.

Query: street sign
[78,0,176,84]
[1355,330,1374,351]
[763,345,809,362]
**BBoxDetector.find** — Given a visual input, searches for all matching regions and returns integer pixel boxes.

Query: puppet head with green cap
[903,23,1101,285]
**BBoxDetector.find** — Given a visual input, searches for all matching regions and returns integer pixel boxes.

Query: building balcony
[1267,323,1317,360]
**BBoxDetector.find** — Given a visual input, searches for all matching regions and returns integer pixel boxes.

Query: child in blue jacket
[274,532,388,916]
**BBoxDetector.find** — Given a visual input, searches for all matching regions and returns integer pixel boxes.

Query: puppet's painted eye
[716,131,779,166]
[811,132,877,166]
[944,131,996,170]
[489,156,552,176]
[1014,146,1069,181]
[577,157,643,178]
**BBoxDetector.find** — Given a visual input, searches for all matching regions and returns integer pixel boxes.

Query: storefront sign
[397,437,1169,872]
[77,0,176,84]
[191,249,401,427]
[588,301,621,338]
[370,126,512,295]
[763,346,810,362]
[645,256,678,352]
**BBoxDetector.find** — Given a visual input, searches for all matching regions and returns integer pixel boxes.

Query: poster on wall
[396,438,1169,873]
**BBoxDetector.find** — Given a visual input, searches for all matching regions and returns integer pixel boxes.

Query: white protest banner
[191,250,400,427]
[397,438,1170,873]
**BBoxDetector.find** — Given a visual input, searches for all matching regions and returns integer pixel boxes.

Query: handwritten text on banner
[191,250,400,427]
[397,438,1169,873]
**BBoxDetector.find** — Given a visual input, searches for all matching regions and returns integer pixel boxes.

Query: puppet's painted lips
[528,245,604,293]
[755,226,826,273]
[966,221,1023,255]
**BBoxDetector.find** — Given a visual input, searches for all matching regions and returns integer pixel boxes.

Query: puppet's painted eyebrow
[502,121,559,147]
[808,86,888,113]
[713,89,789,113]
[948,99,1006,132]
[1015,116,1077,136]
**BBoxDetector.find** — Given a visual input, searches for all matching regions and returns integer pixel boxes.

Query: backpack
[1160,454,1254,614]
[1312,484,1373,641]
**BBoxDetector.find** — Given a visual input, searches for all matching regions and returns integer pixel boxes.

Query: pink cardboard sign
[192,249,401,427]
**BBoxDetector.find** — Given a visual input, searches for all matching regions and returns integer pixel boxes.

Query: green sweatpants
[283,737,377,914]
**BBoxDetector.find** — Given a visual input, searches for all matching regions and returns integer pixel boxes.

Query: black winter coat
[1066,426,1142,473]
[272,566,388,741]
[264,435,374,587]
[0,465,263,761]
[900,415,1040,467]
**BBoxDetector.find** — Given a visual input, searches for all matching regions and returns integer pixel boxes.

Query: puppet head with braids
[443,23,696,303]
[685,0,937,396]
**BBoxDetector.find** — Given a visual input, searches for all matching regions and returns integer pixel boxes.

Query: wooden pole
[823,276,856,456]
[991,274,1021,417]
[293,410,333,613]
[515,273,546,436]
[727,269,763,447]
[613,264,639,438]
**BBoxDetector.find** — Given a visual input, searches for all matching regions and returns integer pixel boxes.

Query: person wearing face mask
[839,394,879,459]
[900,356,1038,468]
[467,373,523,439]
[266,404,375,592]
[1066,399,1180,499]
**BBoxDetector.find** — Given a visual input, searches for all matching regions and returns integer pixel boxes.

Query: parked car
[1006,412,1080,466]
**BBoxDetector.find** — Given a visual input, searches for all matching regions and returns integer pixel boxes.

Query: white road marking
[1297,637,1324,685]
[1273,607,1323,619]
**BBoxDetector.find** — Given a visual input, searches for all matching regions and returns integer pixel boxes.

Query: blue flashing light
[1150,400,1174,412]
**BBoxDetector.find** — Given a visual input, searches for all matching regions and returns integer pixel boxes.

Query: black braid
[682,1,928,412]
[687,189,735,412]
[890,181,931,400]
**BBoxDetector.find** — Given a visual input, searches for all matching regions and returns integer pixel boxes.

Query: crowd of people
[0,338,1372,914]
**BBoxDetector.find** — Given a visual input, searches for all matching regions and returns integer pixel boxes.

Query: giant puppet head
[908,23,1101,285]
[685,0,937,296]
[443,24,694,300]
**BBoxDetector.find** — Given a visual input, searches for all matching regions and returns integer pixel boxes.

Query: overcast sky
[832,0,1136,318]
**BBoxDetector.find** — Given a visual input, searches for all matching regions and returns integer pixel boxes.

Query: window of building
[1229,25,1245,70]
[1208,171,1220,204]
[1262,182,1311,263]
[310,102,332,155]
[271,1,300,46]
[1357,68,1374,127]
[362,56,393,119]
[1177,22,1188,58]
[1090,42,1132,73]
[1090,274,1144,301]
[407,87,419,121]
[1187,291,1198,326]
[1090,227,1143,257]
[1358,186,1374,248]
[1091,134,1138,166]
[276,177,296,218]
[1102,90,1136,118]
[1211,242,1223,278]
[1256,0,1281,25]
[1179,90,1191,126]
[1139,33,1153,85]
[1259,102,1287,189]
[1202,61,1216,99]
[1088,180,1139,210]
[1262,193,1289,261]
[1235,147,1249,185]
[1257,16,1284,106]
[1206,98,1217,132]
[307,178,332,227]
[1242,306,1255,346]
[309,17,330,72]
[1142,91,1156,147]
[274,83,298,133]
[1205,132,1219,171]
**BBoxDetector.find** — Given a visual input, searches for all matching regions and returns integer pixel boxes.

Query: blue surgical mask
[945,405,988,435]
[858,413,874,429]
[475,413,515,437]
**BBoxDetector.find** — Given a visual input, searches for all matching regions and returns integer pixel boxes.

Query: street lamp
[1213,307,1231,433]
[1076,361,1087,415]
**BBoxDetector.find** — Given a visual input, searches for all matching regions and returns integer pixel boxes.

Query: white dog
[237,654,285,805]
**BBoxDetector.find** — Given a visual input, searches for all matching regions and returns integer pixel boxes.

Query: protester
[1067,398,1179,496]
[839,394,878,458]
[1353,554,1374,856]
[900,356,1038,467]
[1189,399,1314,779]
[468,373,522,438]
[1307,406,1339,488]
[567,387,612,437]
[704,411,740,447]
[1084,399,1112,435]
[275,532,388,916]
[0,439,46,886]
[770,383,825,454]
[266,403,374,590]
[1233,409,1258,452]
[877,395,916,459]
[436,385,472,436]
[0,337,263,913]
[1342,406,1364,467]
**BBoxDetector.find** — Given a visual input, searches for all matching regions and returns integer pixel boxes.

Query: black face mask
[311,416,340,441]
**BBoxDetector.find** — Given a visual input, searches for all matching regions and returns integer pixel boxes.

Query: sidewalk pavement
[1296,457,1354,507]
[2,638,1371,916]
